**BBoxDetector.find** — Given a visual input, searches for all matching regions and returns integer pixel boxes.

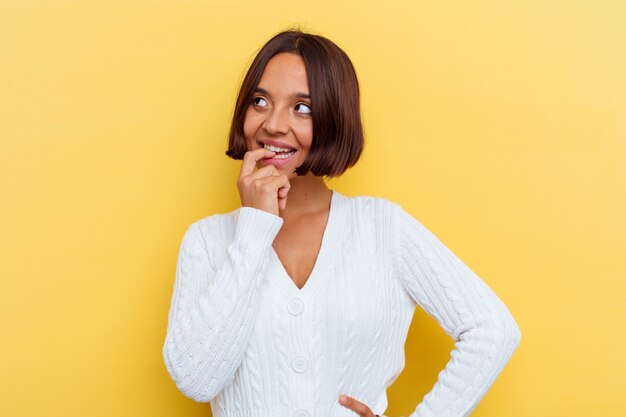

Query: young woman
[163,29,521,417]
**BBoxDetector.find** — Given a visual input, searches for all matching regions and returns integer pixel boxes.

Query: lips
[259,145,297,167]
[257,139,296,150]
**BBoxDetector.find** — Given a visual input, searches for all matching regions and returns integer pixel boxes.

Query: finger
[278,186,289,199]
[245,163,280,182]
[251,173,284,189]
[252,174,290,197]
[277,185,290,212]
[240,148,275,179]
[250,166,297,184]
[338,395,373,416]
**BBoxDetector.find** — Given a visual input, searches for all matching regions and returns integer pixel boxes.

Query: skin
[242,52,332,218]
[338,395,379,417]
[238,52,377,416]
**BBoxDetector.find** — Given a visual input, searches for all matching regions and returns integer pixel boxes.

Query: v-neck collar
[269,189,347,300]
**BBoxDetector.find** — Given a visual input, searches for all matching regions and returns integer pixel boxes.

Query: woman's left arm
[390,202,521,417]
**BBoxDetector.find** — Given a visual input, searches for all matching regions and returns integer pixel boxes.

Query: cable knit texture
[163,190,521,417]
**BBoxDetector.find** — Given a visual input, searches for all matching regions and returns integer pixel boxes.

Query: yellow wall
[1,1,624,416]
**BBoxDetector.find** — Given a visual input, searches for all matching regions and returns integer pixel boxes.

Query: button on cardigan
[162,190,521,417]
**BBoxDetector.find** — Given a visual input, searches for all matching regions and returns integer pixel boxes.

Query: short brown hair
[225,28,365,178]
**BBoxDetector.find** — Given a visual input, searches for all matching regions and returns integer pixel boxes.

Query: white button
[291,355,308,372]
[287,298,305,315]
[293,409,310,417]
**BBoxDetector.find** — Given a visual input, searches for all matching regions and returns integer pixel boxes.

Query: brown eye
[252,97,268,107]
[295,103,312,114]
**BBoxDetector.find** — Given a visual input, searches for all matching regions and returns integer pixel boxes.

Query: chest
[250,231,415,374]
[271,211,329,290]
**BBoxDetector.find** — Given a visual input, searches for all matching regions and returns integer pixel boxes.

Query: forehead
[258,52,309,94]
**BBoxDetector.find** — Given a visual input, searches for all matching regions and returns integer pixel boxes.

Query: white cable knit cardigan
[163,190,521,417]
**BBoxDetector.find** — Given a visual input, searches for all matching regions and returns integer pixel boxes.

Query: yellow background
[1,1,624,416]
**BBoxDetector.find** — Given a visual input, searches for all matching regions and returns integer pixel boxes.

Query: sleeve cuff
[234,206,284,249]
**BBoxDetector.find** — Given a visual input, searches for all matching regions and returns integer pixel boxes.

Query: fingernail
[338,395,347,404]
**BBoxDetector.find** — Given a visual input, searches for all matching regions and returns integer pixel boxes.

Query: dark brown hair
[225,28,365,178]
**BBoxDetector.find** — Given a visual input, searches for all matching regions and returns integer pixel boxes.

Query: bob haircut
[225,28,365,178]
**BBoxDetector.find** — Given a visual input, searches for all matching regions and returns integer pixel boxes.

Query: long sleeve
[162,207,284,403]
[390,202,521,417]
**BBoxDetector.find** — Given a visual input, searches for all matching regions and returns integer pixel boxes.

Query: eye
[295,102,312,114]
[252,96,267,107]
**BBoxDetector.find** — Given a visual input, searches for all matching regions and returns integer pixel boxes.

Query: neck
[278,172,331,218]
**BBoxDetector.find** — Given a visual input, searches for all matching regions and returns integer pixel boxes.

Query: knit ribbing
[163,207,283,402]
[389,201,521,417]
[162,191,521,417]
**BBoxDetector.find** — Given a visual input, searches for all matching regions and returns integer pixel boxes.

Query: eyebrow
[254,87,310,100]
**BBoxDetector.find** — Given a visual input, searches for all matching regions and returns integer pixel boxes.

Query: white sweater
[163,190,521,417]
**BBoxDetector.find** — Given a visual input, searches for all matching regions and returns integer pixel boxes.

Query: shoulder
[181,208,240,251]
[341,193,429,239]
[195,209,238,232]
[338,191,397,212]
[341,192,401,216]
[338,193,407,240]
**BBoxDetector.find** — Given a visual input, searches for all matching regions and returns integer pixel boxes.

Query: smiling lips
[259,141,296,159]
[258,138,296,150]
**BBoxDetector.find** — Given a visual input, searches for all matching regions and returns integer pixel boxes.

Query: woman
[163,29,521,417]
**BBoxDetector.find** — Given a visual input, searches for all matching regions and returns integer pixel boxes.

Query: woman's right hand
[237,148,298,217]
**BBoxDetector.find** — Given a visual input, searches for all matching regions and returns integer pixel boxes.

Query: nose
[262,106,290,135]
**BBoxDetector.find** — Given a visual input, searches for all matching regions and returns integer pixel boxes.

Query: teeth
[263,143,294,152]
[271,152,294,159]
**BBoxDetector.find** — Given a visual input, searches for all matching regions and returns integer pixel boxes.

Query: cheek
[242,118,251,138]
[242,109,257,135]
[296,125,313,149]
